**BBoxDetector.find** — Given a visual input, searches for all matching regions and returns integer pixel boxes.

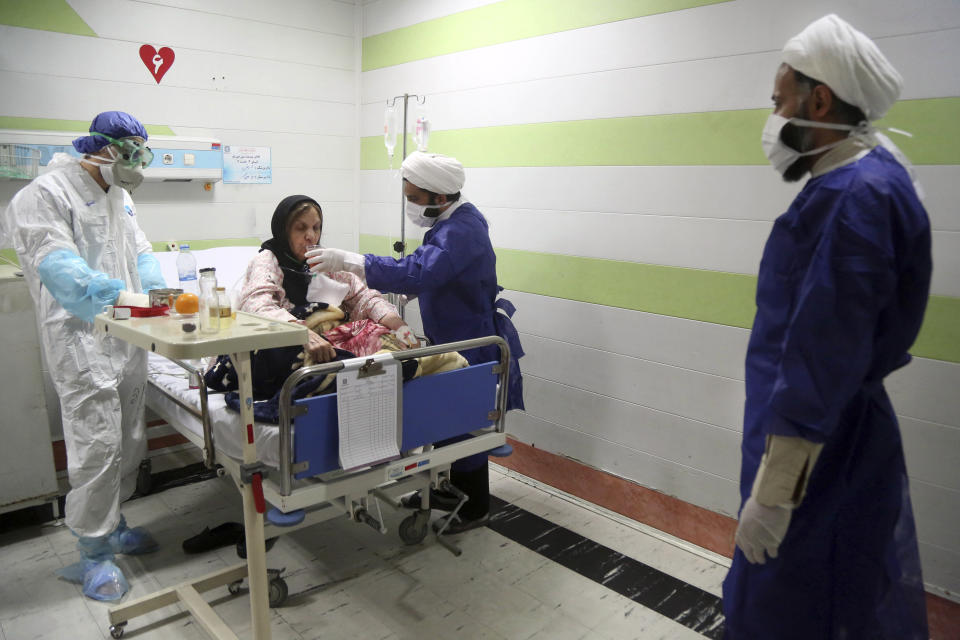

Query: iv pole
[384,93,427,319]
[385,93,426,259]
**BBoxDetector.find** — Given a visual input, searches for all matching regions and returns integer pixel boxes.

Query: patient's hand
[305,330,336,362]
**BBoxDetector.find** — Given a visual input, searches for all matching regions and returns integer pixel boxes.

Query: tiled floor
[0,465,729,640]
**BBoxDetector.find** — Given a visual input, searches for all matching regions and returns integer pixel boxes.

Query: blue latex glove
[37,249,123,322]
[137,252,167,293]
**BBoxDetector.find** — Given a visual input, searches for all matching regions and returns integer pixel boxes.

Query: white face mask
[761,114,862,176]
[404,199,445,228]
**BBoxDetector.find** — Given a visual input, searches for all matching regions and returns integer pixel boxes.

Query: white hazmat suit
[4,152,150,538]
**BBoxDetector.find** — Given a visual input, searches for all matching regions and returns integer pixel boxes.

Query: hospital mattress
[146,352,284,468]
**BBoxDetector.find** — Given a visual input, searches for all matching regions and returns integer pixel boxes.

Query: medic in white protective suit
[2,111,166,601]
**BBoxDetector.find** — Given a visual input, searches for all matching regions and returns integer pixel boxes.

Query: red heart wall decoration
[139,45,175,84]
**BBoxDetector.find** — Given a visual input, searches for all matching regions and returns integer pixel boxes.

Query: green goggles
[91,131,154,168]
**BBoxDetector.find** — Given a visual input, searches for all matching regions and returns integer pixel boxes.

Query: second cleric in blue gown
[722,15,931,640]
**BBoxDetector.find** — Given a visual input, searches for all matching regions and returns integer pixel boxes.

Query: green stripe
[361,97,960,169]
[0,249,20,267]
[0,0,96,36]
[0,117,175,137]
[359,234,960,363]
[150,238,262,252]
[362,0,732,71]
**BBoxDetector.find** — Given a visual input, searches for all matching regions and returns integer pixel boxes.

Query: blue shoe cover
[83,560,129,601]
[109,523,159,555]
[57,559,99,584]
[57,559,129,601]
[76,534,114,562]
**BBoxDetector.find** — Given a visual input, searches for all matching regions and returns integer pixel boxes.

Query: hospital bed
[96,306,510,640]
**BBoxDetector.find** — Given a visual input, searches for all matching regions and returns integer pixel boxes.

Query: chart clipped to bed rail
[336,353,402,469]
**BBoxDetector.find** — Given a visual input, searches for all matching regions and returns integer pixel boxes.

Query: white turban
[782,14,902,121]
[401,151,465,195]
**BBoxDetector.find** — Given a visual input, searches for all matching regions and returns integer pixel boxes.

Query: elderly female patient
[238,194,415,363]
[204,195,418,403]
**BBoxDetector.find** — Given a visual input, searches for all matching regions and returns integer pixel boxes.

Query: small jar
[198,268,220,334]
[216,286,233,326]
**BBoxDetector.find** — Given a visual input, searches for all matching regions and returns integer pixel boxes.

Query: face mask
[405,199,444,228]
[86,146,145,192]
[100,162,145,192]
[761,114,862,176]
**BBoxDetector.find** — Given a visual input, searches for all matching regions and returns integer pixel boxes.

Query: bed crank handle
[240,461,270,514]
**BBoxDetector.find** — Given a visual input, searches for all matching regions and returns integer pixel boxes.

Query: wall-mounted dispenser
[0,130,223,182]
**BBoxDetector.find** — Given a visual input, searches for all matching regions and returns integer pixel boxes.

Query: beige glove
[735,434,823,564]
[115,290,150,307]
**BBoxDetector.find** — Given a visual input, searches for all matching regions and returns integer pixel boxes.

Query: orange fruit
[174,292,199,314]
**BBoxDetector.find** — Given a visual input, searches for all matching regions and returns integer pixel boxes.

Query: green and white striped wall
[359,0,960,594]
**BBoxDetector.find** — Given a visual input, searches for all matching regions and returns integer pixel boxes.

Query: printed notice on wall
[223,145,271,184]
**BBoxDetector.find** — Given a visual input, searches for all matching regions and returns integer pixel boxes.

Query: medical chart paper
[336,355,402,469]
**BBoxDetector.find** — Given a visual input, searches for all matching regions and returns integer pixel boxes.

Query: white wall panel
[931,232,960,297]
[519,333,746,432]
[361,28,960,132]
[362,0,503,37]
[0,27,355,104]
[149,0,356,37]
[484,208,772,276]
[887,357,960,430]
[70,0,354,69]
[137,198,355,240]
[361,1,960,103]
[900,417,960,490]
[918,543,960,597]
[524,375,742,481]
[510,293,960,430]
[910,480,960,553]
[0,71,354,136]
[507,293,960,486]
[507,291,750,380]
[505,410,742,516]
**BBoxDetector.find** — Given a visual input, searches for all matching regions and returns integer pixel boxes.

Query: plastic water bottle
[176,244,198,295]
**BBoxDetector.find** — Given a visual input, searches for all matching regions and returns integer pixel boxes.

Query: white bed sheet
[146,352,282,468]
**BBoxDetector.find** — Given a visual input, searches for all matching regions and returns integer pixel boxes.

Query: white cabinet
[0,264,59,514]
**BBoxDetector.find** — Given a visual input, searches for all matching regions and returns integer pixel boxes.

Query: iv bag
[413,101,430,151]
[383,104,398,156]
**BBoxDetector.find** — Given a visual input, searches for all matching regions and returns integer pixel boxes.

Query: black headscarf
[260,195,322,306]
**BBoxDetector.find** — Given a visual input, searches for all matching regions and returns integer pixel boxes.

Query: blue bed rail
[277,336,510,495]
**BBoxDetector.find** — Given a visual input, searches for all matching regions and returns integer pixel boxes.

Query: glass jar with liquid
[216,286,234,327]
[198,268,220,334]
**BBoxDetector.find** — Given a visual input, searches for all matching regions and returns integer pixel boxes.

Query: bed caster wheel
[228,579,243,595]
[268,577,288,608]
[136,459,152,495]
[109,622,126,639]
[398,511,429,545]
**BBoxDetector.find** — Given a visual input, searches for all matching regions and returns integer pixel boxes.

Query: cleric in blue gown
[721,14,931,640]
[304,151,524,534]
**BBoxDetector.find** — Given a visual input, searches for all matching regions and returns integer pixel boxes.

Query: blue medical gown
[364,202,524,412]
[722,147,931,639]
